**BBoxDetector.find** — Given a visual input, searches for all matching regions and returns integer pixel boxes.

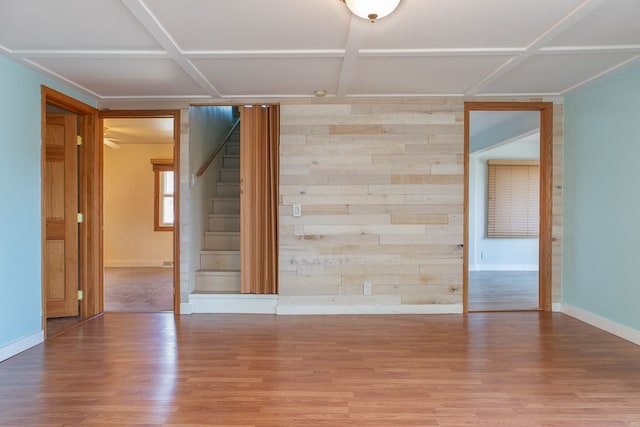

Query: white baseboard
[179,302,193,315]
[470,264,539,272]
[552,303,562,312]
[190,293,278,314]
[277,303,463,315]
[562,303,640,346]
[0,331,44,363]
[104,260,172,268]
[188,294,462,316]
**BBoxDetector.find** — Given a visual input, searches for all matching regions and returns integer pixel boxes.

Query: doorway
[100,111,181,313]
[41,87,101,337]
[463,102,553,313]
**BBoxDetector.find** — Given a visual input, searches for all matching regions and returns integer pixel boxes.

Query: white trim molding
[179,302,193,315]
[0,331,44,363]
[277,303,463,315]
[190,293,278,314]
[562,304,640,346]
[470,264,539,272]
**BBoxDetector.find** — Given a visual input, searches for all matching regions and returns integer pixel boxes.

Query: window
[151,159,174,231]
[487,160,539,238]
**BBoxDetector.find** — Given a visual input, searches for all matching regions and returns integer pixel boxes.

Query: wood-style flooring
[469,271,539,311]
[1,312,640,426]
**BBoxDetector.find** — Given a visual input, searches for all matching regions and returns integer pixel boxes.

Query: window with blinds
[487,160,539,238]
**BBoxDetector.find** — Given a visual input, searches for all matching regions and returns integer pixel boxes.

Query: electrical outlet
[481,251,487,259]
[292,203,302,217]
[363,282,372,296]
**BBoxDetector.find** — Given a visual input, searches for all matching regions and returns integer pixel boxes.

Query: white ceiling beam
[561,53,640,94]
[120,0,222,98]
[336,16,367,98]
[466,0,609,96]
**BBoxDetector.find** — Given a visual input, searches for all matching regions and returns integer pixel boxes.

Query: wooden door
[44,113,79,318]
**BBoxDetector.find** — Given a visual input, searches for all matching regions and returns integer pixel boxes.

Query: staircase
[194,127,241,293]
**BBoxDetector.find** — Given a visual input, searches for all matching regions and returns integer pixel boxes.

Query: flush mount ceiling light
[341,0,400,23]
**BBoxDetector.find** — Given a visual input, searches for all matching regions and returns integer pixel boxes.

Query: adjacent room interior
[468,110,541,311]
[103,117,175,313]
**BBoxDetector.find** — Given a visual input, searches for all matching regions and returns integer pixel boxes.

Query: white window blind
[487,160,539,238]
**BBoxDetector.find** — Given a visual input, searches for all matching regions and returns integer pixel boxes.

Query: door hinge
[77,290,84,301]
[77,213,84,223]
[77,135,83,146]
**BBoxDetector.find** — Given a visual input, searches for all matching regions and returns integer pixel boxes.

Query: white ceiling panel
[0,0,161,50]
[145,0,351,51]
[104,118,174,144]
[361,0,585,49]
[479,53,638,95]
[192,58,342,97]
[0,0,637,100]
[546,0,640,47]
[350,56,514,95]
[32,58,206,97]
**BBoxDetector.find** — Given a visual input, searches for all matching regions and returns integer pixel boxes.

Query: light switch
[292,204,302,217]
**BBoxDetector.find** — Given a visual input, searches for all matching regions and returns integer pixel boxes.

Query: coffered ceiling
[1,0,638,102]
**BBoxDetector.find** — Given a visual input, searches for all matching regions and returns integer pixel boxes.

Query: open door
[44,113,79,318]
[463,102,553,313]
[42,86,101,337]
[99,110,181,314]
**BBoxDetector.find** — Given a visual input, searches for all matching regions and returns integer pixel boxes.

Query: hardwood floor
[469,271,539,311]
[1,312,640,426]
[46,315,82,337]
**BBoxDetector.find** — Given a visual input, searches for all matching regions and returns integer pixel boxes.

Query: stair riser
[223,156,240,169]
[204,233,240,250]
[195,274,241,292]
[200,252,240,270]
[226,143,240,155]
[212,199,239,214]
[216,183,240,198]
[220,169,239,183]
[208,215,240,232]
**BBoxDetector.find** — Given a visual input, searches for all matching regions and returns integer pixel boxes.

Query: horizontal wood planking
[280,98,563,308]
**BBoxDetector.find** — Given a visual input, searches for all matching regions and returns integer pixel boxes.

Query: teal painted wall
[0,55,96,350]
[564,61,640,330]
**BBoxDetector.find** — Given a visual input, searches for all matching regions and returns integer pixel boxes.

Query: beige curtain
[240,105,279,294]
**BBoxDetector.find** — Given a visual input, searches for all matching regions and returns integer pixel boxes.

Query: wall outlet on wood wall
[363,282,372,296]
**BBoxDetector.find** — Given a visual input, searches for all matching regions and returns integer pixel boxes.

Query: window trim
[151,158,174,232]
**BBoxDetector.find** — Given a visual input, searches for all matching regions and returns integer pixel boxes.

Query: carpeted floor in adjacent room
[104,267,173,312]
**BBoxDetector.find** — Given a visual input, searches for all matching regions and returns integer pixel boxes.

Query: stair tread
[195,269,240,274]
[204,231,239,235]
[192,290,242,295]
[200,249,239,253]
[208,213,239,218]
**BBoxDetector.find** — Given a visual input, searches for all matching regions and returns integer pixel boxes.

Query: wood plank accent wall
[279,98,563,310]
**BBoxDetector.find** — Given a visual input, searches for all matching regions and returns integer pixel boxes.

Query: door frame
[463,101,553,313]
[99,110,181,314]
[41,86,101,335]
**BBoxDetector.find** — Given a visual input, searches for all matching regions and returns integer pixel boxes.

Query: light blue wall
[0,55,96,351]
[564,61,640,330]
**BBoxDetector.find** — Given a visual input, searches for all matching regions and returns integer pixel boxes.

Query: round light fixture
[343,0,400,23]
